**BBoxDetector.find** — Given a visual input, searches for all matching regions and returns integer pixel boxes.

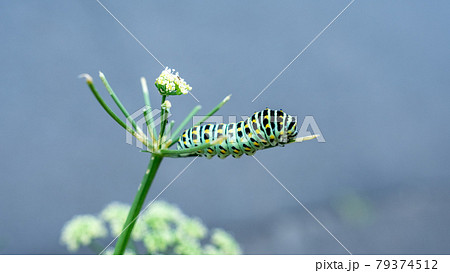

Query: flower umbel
[155,67,192,96]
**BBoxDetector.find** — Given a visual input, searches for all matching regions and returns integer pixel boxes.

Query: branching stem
[113,155,163,255]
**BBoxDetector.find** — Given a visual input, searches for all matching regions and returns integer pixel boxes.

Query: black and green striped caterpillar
[177,109,298,158]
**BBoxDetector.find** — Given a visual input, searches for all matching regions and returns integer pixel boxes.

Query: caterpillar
[177,108,298,159]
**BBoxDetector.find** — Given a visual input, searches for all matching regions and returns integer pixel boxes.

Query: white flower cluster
[155,67,192,96]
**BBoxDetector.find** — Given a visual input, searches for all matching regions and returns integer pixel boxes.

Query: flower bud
[161,100,172,112]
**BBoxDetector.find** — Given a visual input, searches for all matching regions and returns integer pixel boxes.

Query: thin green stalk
[258,135,320,153]
[167,95,231,148]
[114,155,163,255]
[158,95,168,148]
[166,105,202,147]
[161,120,174,146]
[294,134,319,142]
[194,94,231,127]
[141,77,158,144]
[80,74,150,148]
[167,120,175,136]
[99,72,145,138]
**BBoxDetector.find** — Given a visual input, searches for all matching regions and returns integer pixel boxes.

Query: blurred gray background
[1,0,449,254]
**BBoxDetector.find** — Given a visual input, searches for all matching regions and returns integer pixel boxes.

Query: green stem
[194,94,231,127]
[158,95,168,148]
[162,120,174,145]
[168,95,231,148]
[166,105,202,147]
[141,77,158,144]
[114,155,163,255]
[99,72,144,137]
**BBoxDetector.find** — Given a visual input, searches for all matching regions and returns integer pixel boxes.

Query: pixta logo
[126,111,325,149]
[125,107,172,149]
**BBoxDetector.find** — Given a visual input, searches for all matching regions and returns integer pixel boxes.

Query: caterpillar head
[285,114,298,142]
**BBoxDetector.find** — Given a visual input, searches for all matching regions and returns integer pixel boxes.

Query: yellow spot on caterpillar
[255,129,260,134]
[205,139,210,143]
[205,129,210,133]
[265,124,270,128]
[279,131,284,135]
[184,141,187,145]
[237,127,242,131]
[217,129,223,133]
[233,149,239,153]
[264,115,269,120]
[252,119,256,123]
[254,142,259,146]
[270,135,275,140]
[245,124,249,128]
[182,133,186,137]
[244,147,251,151]
[220,150,227,154]
[207,148,213,153]
[194,139,198,143]
[248,133,252,137]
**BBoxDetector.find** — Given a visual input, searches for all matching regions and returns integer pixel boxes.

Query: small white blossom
[176,218,207,240]
[100,202,147,241]
[173,238,203,255]
[209,229,241,254]
[142,200,186,226]
[155,67,192,96]
[60,215,107,252]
